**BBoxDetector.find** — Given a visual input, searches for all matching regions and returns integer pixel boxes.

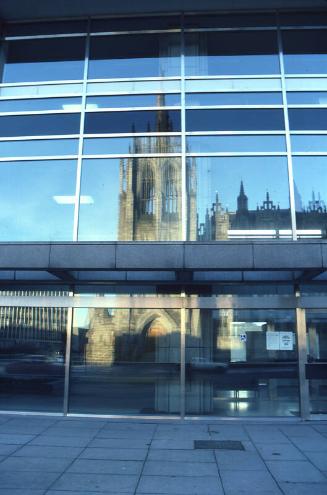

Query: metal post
[180,291,186,419]
[63,303,73,415]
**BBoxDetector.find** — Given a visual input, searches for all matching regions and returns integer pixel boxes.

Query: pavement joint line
[133,420,158,495]
[209,423,226,495]
[42,417,110,494]
[277,423,327,482]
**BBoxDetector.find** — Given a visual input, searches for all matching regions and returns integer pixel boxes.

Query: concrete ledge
[0,241,326,272]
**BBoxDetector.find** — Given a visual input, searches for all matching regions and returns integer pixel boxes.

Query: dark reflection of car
[1,354,64,393]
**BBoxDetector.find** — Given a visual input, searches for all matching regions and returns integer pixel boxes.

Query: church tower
[237,181,248,213]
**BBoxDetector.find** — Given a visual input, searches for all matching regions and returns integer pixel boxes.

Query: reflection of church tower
[237,181,248,213]
[118,94,182,241]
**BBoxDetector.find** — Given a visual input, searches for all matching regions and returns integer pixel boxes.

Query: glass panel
[84,110,181,134]
[0,302,67,412]
[83,136,181,155]
[186,135,286,153]
[187,157,291,240]
[186,79,282,93]
[87,80,181,94]
[1,38,86,83]
[86,94,180,109]
[0,139,78,157]
[283,31,327,74]
[69,307,180,415]
[291,135,327,152]
[186,92,283,106]
[306,311,327,414]
[185,13,276,28]
[293,157,327,239]
[185,31,280,76]
[91,16,180,32]
[88,33,180,79]
[0,114,80,137]
[286,78,327,92]
[78,158,182,241]
[5,20,88,36]
[289,109,327,130]
[186,109,285,132]
[0,97,82,113]
[280,12,327,26]
[185,309,299,416]
[287,92,327,105]
[0,160,76,241]
[0,83,83,98]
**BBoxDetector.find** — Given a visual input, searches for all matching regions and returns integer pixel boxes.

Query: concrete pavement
[0,415,326,494]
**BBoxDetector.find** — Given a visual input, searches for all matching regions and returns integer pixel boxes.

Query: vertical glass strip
[277,19,297,241]
[63,302,73,415]
[73,20,90,241]
[181,19,187,242]
[180,293,186,419]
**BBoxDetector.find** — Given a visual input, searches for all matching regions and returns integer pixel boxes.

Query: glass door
[306,311,327,415]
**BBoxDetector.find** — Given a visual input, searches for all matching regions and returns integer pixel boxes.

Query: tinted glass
[187,157,291,240]
[306,312,327,414]
[0,160,76,241]
[69,307,180,415]
[87,80,180,94]
[287,92,327,104]
[185,31,279,76]
[0,139,78,157]
[186,92,283,106]
[186,309,298,416]
[289,109,327,130]
[186,79,282,93]
[185,13,276,28]
[91,16,180,32]
[88,33,180,79]
[0,83,83,98]
[5,20,87,36]
[283,31,327,74]
[280,12,327,26]
[2,38,86,83]
[291,135,327,152]
[78,158,182,241]
[186,109,284,132]
[84,110,181,134]
[86,94,180,109]
[83,136,181,155]
[0,97,82,113]
[187,135,286,153]
[0,303,67,412]
[293,157,327,239]
[0,114,80,137]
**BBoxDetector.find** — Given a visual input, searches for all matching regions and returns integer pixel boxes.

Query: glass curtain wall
[0,13,326,240]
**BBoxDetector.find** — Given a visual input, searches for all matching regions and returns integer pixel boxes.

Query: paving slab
[47,492,133,495]
[29,435,91,447]
[0,444,21,456]
[143,460,219,476]
[51,473,139,493]
[215,450,266,471]
[0,471,58,490]
[290,436,327,452]
[67,459,143,475]
[147,449,215,462]
[220,469,281,495]
[255,442,306,460]
[96,430,153,440]
[0,490,45,495]
[80,448,148,461]
[89,438,151,449]
[0,456,72,472]
[12,445,83,458]
[279,482,327,495]
[304,451,327,470]
[137,475,223,495]
[266,460,327,482]
[150,439,194,450]
[0,434,35,445]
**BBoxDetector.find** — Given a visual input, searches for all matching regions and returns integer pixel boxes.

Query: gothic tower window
[163,164,178,215]
[140,162,155,215]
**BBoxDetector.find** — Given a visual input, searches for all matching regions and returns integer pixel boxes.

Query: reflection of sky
[0,160,76,240]
[3,61,84,83]
[185,55,280,76]
[88,58,180,79]
[192,157,290,222]
[78,159,120,240]
[284,55,327,74]
[293,157,327,211]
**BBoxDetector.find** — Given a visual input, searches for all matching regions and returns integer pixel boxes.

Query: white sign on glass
[266,331,280,350]
[266,331,294,351]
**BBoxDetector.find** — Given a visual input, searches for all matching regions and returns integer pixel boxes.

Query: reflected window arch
[163,163,178,215]
[140,162,155,215]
